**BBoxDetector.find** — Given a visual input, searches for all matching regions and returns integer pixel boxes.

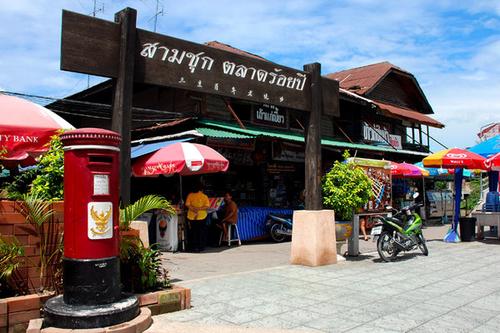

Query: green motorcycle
[371,193,429,262]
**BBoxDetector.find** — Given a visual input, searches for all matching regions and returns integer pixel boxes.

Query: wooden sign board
[61,10,338,114]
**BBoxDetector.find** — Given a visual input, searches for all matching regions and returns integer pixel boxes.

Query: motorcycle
[266,214,293,242]
[371,193,428,262]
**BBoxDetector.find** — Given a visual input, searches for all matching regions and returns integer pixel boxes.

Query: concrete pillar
[291,210,337,266]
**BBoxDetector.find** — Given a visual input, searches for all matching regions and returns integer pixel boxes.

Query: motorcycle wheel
[417,233,429,256]
[270,223,286,242]
[377,232,398,262]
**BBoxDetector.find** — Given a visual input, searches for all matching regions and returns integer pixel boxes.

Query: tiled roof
[375,101,444,128]
[205,41,268,62]
[326,61,409,95]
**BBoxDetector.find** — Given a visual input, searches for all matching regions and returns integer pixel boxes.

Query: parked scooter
[266,214,293,242]
[371,193,428,262]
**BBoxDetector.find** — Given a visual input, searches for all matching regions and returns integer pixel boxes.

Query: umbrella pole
[444,168,462,243]
[179,174,185,251]
[422,176,426,222]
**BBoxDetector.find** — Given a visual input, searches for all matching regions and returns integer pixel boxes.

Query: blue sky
[0,0,499,151]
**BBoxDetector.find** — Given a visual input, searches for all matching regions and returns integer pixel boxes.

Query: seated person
[217,191,238,240]
[360,217,375,241]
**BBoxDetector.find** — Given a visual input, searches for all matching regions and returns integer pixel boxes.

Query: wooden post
[419,124,423,146]
[111,8,136,206]
[303,63,323,210]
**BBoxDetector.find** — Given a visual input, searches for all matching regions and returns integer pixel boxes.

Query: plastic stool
[219,224,242,247]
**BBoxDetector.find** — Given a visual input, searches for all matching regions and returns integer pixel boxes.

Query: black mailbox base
[43,294,139,329]
[63,256,122,305]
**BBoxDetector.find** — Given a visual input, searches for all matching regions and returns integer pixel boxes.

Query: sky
[0,0,499,151]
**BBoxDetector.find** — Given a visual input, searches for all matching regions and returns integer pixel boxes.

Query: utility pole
[153,0,164,32]
[88,0,104,88]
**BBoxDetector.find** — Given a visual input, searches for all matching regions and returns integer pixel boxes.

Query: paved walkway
[149,227,500,332]
[160,225,446,282]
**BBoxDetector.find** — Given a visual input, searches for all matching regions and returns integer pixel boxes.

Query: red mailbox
[44,128,139,329]
[62,128,121,259]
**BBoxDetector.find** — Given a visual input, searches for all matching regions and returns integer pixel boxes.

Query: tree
[322,151,373,221]
[29,133,64,201]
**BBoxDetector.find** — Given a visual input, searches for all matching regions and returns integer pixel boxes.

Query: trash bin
[459,217,476,242]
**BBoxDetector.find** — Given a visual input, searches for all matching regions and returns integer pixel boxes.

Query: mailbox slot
[88,154,113,164]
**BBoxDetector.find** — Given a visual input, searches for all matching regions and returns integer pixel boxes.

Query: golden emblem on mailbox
[90,205,111,235]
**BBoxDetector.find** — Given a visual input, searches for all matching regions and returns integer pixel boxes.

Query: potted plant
[119,195,174,232]
[119,194,174,293]
[322,151,373,223]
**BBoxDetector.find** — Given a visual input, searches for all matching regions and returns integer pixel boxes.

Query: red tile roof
[327,61,410,95]
[204,43,441,128]
[205,41,269,62]
[375,101,444,128]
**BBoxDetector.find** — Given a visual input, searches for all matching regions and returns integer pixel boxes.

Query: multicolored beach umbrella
[423,148,487,243]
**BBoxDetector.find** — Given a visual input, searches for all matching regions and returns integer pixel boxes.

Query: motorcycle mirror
[413,192,420,199]
[385,205,393,211]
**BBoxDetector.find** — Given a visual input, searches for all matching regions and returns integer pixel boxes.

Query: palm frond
[120,195,175,230]
[18,193,54,227]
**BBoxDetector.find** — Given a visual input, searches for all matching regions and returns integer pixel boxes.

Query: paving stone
[251,302,295,316]
[346,324,401,333]
[369,313,421,332]
[217,309,265,325]
[243,316,300,330]
[193,302,242,316]
[303,313,363,332]
[274,309,325,325]
[468,293,500,311]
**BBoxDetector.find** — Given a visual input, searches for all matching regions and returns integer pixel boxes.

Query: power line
[1,91,193,122]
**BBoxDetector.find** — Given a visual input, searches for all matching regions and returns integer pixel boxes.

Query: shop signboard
[253,104,288,128]
[272,142,305,162]
[61,10,338,113]
[206,137,255,151]
[348,158,392,213]
[362,121,402,149]
[389,134,402,150]
[267,163,296,174]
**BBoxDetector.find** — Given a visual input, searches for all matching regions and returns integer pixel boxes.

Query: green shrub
[120,236,170,293]
[322,151,373,221]
[29,133,64,201]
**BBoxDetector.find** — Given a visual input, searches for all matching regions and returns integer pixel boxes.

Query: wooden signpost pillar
[111,8,136,206]
[303,63,323,210]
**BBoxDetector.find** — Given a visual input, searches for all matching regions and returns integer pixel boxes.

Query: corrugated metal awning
[131,138,192,158]
[195,127,254,139]
[198,120,429,157]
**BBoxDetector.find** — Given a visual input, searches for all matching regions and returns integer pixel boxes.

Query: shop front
[54,10,445,248]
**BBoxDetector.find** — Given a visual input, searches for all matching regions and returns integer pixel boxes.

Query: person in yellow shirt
[185,182,210,252]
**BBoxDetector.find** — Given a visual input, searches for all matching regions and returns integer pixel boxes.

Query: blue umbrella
[469,135,500,192]
[469,135,500,158]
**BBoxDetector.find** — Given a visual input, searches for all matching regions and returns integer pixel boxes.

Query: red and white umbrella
[132,142,229,177]
[484,152,500,171]
[0,94,74,165]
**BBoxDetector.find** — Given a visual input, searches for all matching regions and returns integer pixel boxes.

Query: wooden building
[50,41,444,207]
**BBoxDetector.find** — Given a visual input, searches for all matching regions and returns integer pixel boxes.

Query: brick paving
[150,226,500,332]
